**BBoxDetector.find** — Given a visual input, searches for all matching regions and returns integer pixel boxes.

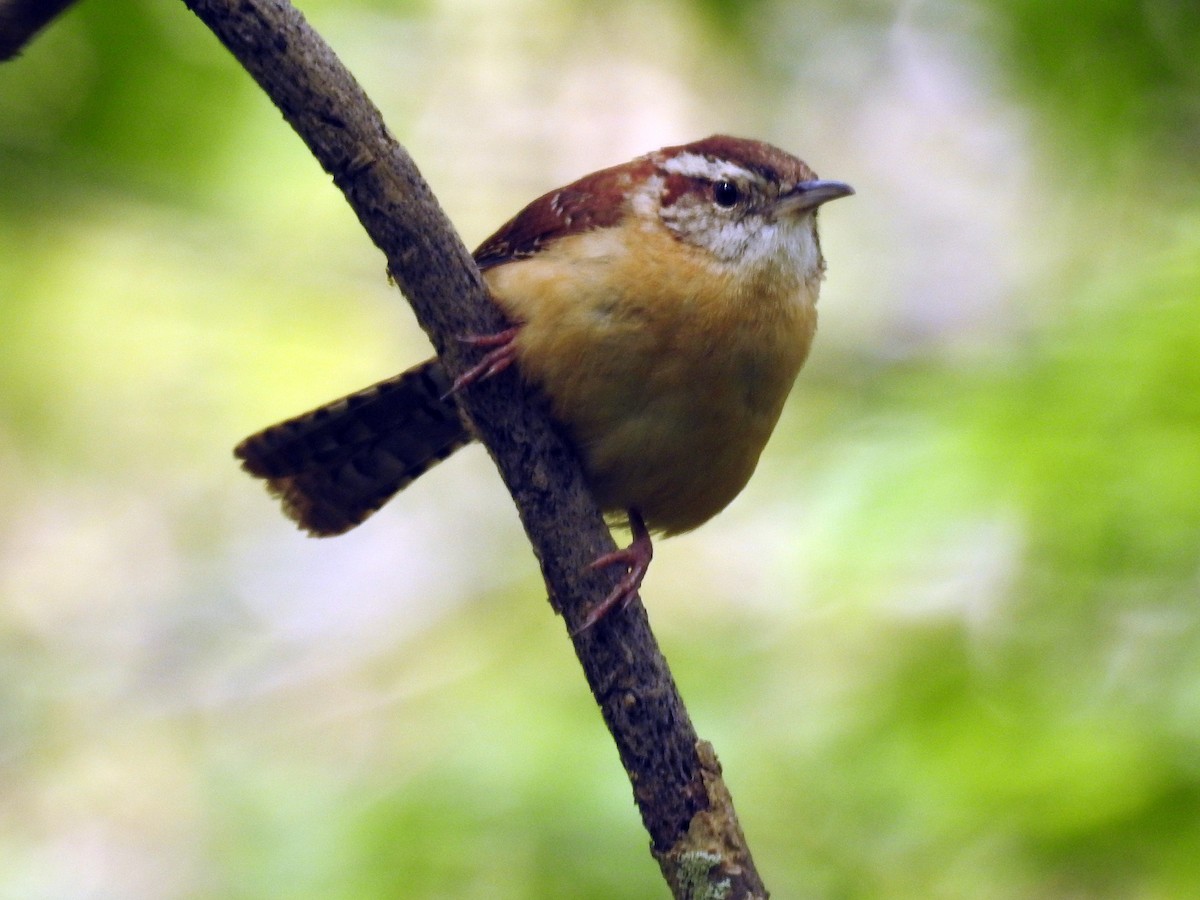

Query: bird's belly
[579,396,772,535]
[540,331,801,534]
[486,229,816,534]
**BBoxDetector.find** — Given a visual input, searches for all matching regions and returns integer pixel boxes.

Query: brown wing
[235,359,470,536]
[471,156,655,270]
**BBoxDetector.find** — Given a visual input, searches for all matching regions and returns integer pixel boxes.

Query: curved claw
[446,327,521,397]
[572,510,653,635]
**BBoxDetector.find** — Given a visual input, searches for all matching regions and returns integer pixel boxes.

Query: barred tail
[235,358,471,536]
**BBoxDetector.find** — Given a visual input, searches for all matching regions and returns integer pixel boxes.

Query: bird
[235,135,853,631]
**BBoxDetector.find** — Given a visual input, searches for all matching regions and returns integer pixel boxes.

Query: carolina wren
[236,135,853,630]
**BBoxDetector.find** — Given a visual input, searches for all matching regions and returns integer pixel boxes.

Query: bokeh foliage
[1,0,1198,898]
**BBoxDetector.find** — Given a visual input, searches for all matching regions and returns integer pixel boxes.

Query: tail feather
[235,358,471,536]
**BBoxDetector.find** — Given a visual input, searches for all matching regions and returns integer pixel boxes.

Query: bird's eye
[712,180,740,208]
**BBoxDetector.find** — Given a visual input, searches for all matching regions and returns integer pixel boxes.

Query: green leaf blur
[1,0,1197,897]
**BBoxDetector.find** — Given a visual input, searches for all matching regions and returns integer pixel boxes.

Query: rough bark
[0,0,78,59]
[17,0,770,893]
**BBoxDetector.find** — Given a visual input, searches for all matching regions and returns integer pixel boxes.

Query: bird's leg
[574,509,653,635]
[448,327,521,395]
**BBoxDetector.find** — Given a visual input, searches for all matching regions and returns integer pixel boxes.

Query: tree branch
[0,0,78,60]
[181,0,767,894]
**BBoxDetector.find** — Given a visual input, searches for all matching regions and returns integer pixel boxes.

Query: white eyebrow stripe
[659,152,755,183]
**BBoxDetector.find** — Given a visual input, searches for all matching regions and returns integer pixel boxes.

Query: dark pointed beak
[776,179,855,215]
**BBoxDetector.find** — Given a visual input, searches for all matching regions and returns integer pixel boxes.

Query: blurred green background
[2,0,1199,897]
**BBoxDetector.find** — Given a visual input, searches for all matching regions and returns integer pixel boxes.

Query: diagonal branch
[177,0,766,895]
[0,0,78,60]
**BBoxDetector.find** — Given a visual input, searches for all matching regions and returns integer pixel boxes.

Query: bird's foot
[447,327,521,395]
[573,510,653,635]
